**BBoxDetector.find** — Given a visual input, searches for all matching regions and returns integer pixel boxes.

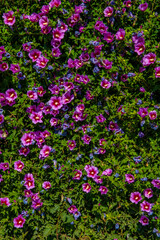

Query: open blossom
[138,3,148,11]
[2,11,15,26]
[81,134,91,144]
[149,110,157,120]
[100,79,111,89]
[0,197,11,207]
[125,174,135,184]
[73,170,82,180]
[140,200,153,212]
[24,179,35,190]
[68,205,78,214]
[29,49,41,62]
[99,186,108,195]
[143,188,153,199]
[104,7,114,17]
[155,67,160,78]
[14,161,24,172]
[86,166,98,178]
[39,16,49,29]
[49,0,61,8]
[13,215,26,228]
[137,107,148,118]
[27,90,38,100]
[21,133,34,146]
[36,56,49,68]
[115,28,125,40]
[101,60,112,70]
[130,192,142,204]
[0,62,9,72]
[0,162,9,171]
[96,114,106,123]
[49,96,63,110]
[134,43,145,55]
[101,168,112,176]
[42,181,51,189]
[139,216,149,226]
[52,48,61,57]
[67,140,76,150]
[82,183,91,193]
[52,28,64,40]
[29,111,43,124]
[103,32,114,43]
[142,53,156,66]
[108,121,119,131]
[151,179,160,189]
[39,145,52,159]
[5,88,17,101]
[9,64,20,74]
[31,200,43,209]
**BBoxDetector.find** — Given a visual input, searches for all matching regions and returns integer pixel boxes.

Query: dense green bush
[0,0,160,239]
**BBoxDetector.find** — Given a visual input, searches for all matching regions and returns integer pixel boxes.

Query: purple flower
[9,64,20,74]
[2,11,15,26]
[22,43,32,52]
[104,7,114,17]
[103,32,114,43]
[140,200,153,212]
[139,216,149,226]
[67,140,76,151]
[96,114,106,123]
[86,166,98,178]
[0,62,9,72]
[13,215,25,228]
[151,179,160,189]
[99,186,108,195]
[52,28,64,41]
[137,107,148,118]
[5,88,17,101]
[143,188,153,199]
[24,180,35,190]
[19,147,30,156]
[14,161,24,172]
[101,60,112,70]
[100,79,111,89]
[0,197,11,207]
[39,145,52,159]
[52,48,61,57]
[115,28,125,40]
[0,162,9,171]
[101,168,112,176]
[42,181,51,189]
[81,134,91,144]
[29,111,43,124]
[108,121,119,131]
[142,53,156,66]
[155,67,160,78]
[31,200,43,209]
[62,92,74,104]
[36,56,49,68]
[68,205,78,214]
[149,110,157,120]
[50,117,58,127]
[125,174,135,184]
[138,3,148,11]
[73,170,82,180]
[140,87,146,92]
[82,183,91,193]
[39,16,49,29]
[94,175,103,184]
[27,90,38,100]
[130,192,142,204]
[49,96,63,110]
[28,49,41,62]
[0,115,4,124]
[134,43,145,55]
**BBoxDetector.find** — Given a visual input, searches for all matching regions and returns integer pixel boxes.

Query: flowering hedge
[0,0,160,239]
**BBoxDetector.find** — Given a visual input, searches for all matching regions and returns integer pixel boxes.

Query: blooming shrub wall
[0,0,160,239]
